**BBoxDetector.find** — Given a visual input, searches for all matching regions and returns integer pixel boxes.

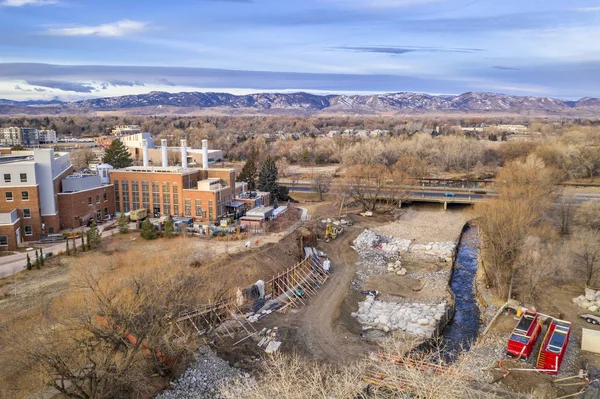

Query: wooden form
[378,352,473,381]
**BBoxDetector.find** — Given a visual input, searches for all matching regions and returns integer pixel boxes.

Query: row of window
[87,193,109,205]
[3,173,27,183]
[5,191,29,201]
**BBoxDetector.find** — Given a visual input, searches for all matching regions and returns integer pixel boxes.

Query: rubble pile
[157,346,251,399]
[352,230,406,281]
[410,242,457,262]
[352,295,447,338]
[572,288,600,312]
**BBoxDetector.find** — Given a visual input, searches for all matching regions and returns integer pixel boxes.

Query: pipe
[202,139,209,169]
[181,139,188,169]
[161,139,168,168]
[142,139,149,167]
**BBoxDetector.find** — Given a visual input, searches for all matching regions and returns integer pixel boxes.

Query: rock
[418,318,429,326]
[397,268,407,276]
[589,305,599,312]
[585,287,597,299]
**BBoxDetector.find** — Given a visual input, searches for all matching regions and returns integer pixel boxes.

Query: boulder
[397,268,407,276]
[418,318,429,326]
[589,305,599,313]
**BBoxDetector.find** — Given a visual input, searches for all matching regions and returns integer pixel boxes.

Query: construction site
[2,194,600,399]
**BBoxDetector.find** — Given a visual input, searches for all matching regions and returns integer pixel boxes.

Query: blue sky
[0,0,599,100]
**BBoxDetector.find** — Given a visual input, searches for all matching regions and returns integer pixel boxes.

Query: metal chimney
[161,139,168,167]
[181,139,188,169]
[142,139,149,167]
[202,139,209,169]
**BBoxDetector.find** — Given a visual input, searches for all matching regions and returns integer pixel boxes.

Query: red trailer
[507,310,542,359]
[536,319,571,375]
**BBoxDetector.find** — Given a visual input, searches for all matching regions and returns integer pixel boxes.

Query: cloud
[1,0,57,6]
[100,80,145,89]
[574,6,600,12]
[46,20,146,37]
[492,66,521,71]
[335,45,484,55]
[27,80,95,93]
[329,0,443,8]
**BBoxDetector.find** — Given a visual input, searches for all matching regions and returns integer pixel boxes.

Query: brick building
[0,149,115,250]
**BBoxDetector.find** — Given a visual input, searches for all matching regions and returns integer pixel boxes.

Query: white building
[112,125,141,136]
[38,129,57,144]
[120,132,155,149]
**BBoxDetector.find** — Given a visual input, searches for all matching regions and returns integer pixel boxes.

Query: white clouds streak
[46,20,147,37]
[1,0,57,6]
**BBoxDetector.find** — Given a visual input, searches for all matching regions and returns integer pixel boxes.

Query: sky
[0,0,600,101]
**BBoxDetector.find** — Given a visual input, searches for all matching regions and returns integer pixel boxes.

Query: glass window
[3,174,10,183]
[88,197,92,205]
[23,208,31,218]
[208,200,213,222]
[104,192,108,201]
[5,192,13,201]
[195,199,202,217]
[96,210,102,220]
[185,199,191,217]
[162,182,170,215]
[24,225,33,236]
[104,207,108,216]
[172,183,179,216]
[152,182,160,211]
[0,235,7,246]
[21,191,29,200]
[114,180,120,213]
[132,181,140,210]
[20,173,27,183]
[95,195,100,203]
[122,181,130,213]
[142,181,149,210]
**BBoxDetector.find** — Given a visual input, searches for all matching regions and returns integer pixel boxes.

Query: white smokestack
[202,139,209,170]
[181,139,188,169]
[161,139,168,168]
[142,139,149,167]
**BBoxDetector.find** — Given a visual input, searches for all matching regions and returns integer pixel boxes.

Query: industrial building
[0,149,115,250]
[109,139,268,225]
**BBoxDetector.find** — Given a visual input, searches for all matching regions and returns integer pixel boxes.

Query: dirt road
[268,228,375,363]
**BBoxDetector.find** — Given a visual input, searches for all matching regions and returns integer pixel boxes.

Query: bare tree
[576,201,600,231]
[571,229,600,286]
[344,164,408,212]
[168,150,181,166]
[555,190,576,236]
[71,148,96,170]
[311,173,333,201]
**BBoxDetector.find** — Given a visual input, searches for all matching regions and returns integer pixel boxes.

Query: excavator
[325,223,343,242]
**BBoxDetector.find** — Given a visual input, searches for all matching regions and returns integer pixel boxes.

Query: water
[440,225,481,361]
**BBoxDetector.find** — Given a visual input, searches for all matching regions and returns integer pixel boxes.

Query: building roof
[246,206,274,216]
[110,165,198,175]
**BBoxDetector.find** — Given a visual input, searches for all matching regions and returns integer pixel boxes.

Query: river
[440,225,481,362]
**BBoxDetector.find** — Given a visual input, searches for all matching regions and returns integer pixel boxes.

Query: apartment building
[112,125,141,136]
[0,149,115,250]
[110,139,250,224]
[38,129,57,144]
[0,127,40,147]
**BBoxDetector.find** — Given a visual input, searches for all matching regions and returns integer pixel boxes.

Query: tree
[81,233,86,252]
[571,230,600,286]
[87,220,101,247]
[312,174,333,201]
[66,239,70,256]
[163,217,176,238]
[26,254,32,270]
[72,238,77,254]
[10,144,25,151]
[576,201,600,231]
[258,156,279,202]
[118,214,129,234]
[344,164,408,212]
[39,248,44,266]
[237,144,258,190]
[35,251,40,269]
[70,148,96,170]
[102,139,133,169]
[140,219,158,240]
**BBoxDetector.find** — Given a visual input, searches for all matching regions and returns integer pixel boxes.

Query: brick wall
[57,185,116,229]
[0,223,20,251]
[0,185,42,242]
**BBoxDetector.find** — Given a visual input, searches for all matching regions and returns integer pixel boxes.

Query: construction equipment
[360,211,373,217]
[324,223,343,242]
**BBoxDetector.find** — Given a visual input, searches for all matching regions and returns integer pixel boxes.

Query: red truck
[507,310,542,359]
[536,319,571,375]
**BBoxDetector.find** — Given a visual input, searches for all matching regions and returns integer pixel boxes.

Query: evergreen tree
[39,249,44,266]
[86,231,92,250]
[237,144,258,190]
[26,253,32,270]
[87,220,101,247]
[66,239,70,255]
[140,220,158,240]
[102,139,133,169]
[258,155,279,203]
[163,217,176,238]
[118,214,130,234]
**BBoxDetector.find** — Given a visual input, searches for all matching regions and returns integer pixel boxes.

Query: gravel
[460,332,507,381]
[157,346,251,399]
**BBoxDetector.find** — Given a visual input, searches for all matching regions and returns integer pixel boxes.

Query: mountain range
[1,91,600,116]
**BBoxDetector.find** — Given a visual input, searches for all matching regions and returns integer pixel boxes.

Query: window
[152,182,160,210]
[103,192,108,202]
[49,227,54,234]
[142,182,150,210]
[0,235,7,246]
[132,181,140,210]
[208,200,213,222]
[3,174,10,183]
[96,210,102,220]
[114,180,120,213]
[20,173,27,183]
[96,195,100,204]
[23,208,31,218]
[172,183,179,216]
[195,199,202,217]
[185,199,191,217]
[5,192,13,201]
[104,207,108,216]
[122,181,130,213]
[88,196,92,205]
[21,191,29,201]
[162,182,170,215]
[24,225,33,236]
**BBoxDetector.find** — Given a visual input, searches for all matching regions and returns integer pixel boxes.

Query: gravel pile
[352,230,405,283]
[460,333,507,381]
[157,346,251,399]
[352,295,447,338]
